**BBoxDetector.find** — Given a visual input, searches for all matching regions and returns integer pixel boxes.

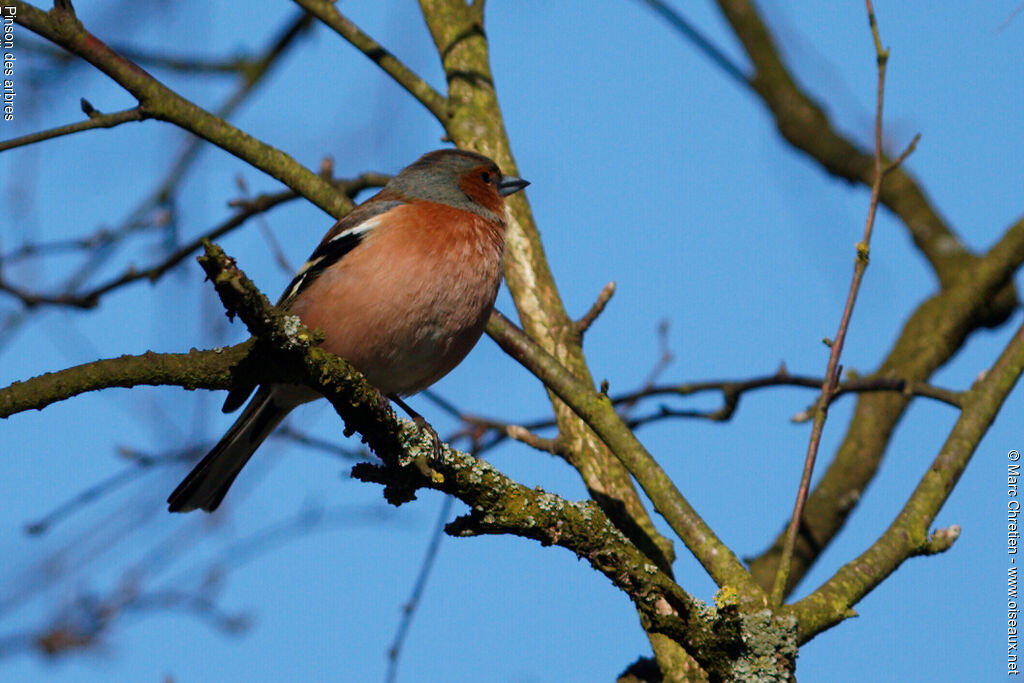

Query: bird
[168,148,528,513]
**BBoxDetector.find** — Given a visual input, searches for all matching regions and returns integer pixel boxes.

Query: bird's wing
[275,199,404,308]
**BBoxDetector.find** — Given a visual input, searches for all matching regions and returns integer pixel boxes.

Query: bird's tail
[168,387,292,513]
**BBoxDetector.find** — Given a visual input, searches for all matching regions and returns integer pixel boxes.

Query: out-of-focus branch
[0,581,248,660]
[6,1,350,218]
[0,173,388,309]
[637,0,747,86]
[699,0,1014,309]
[0,6,341,342]
[130,9,319,217]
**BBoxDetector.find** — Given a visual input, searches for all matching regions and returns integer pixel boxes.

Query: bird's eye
[479,171,493,184]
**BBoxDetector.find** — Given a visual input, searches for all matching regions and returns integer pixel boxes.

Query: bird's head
[389,149,529,222]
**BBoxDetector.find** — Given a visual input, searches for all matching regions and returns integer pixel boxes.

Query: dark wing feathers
[276,199,403,308]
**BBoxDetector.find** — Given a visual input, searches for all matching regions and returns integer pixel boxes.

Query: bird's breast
[287,202,506,396]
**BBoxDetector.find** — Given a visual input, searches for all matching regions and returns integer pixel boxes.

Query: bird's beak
[497,176,530,197]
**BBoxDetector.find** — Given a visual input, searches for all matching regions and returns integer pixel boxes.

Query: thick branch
[197,243,745,673]
[419,0,678,600]
[355,449,742,680]
[3,240,744,678]
[0,344,250,418]
[487,311,765,600]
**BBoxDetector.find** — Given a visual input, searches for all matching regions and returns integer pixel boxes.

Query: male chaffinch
[168,149,528,513]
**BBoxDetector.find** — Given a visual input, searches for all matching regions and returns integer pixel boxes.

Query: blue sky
[1,1,1022,681]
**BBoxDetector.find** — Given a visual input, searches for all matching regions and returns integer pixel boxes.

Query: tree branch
[0,103,147,152]
[0,344,250,418]
[354,444,743,681]
[290,0,448,123]
[574,281,616,336]
[419,1,680,614]
[8,240,738,677]
[486,310,765,601]
[771,0,893,604]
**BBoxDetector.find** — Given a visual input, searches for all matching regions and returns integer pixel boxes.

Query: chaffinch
[168,149,528,513]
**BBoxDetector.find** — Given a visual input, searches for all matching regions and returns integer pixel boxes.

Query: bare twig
[417,369,962,471]
[574,281,616,335]
[771,0,898,605]
[617,372,962,420]
[0,104,147,152]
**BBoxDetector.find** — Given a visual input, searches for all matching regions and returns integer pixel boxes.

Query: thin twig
[420,369,962,465]
[885,133,920,174]
[0,105,147,152]
[770,0,897,605]
[574,281,616,335]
